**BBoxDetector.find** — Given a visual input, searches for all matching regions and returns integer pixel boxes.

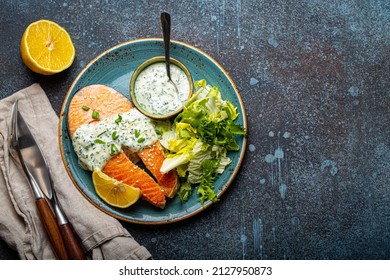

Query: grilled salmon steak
[67,84,178,208]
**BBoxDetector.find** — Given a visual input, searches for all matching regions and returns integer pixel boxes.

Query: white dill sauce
[134,62,190,116]
[72,109,157,171]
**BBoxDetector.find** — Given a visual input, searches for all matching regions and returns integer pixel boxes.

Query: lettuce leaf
[178,181,192,202]
[197,159,220,205]
[187,145,231,184]
[160,139,203,174]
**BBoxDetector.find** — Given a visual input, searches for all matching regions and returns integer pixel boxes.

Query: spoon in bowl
[160,12,179,98]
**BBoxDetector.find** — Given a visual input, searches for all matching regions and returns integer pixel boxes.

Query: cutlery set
[9,101,86,260]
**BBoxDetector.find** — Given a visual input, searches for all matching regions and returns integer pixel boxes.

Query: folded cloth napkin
[0,84,152,260]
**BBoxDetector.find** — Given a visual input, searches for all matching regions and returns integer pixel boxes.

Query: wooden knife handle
[59,223,86,260]
[36,198,68,260]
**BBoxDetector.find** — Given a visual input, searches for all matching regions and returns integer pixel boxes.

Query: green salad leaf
[197,159,220,204]
[160,80,246,204]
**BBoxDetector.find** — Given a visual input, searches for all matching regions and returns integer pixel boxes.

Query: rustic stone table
[1,0,389,259]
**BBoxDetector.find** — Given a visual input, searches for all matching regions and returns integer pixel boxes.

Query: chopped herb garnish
[137,137,145,143]
[115,114,122,124]
[82,105,90,111]
[112,131,119,140]
[155,129,162,135]
[94,139,106,144]
[97,130,107,137]
[110,144,119,155]
[134,129,140,138]
[92,110,100,120]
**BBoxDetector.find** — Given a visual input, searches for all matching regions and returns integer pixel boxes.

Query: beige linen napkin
[0,84,152,260]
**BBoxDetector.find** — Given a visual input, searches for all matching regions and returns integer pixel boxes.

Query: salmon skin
[67,84,178,208]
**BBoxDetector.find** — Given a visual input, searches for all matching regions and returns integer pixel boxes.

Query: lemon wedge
[92,169,141,208]
[20,19,75,75]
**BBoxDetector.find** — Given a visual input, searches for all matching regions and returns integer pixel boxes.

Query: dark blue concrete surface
[0,0,389,259]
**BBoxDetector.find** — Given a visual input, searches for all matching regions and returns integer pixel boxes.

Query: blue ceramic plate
[59,39,247,224]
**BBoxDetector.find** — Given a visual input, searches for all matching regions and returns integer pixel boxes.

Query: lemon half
[20,19,75,75]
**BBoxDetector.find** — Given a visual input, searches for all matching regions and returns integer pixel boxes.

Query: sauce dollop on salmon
[72,109,158,171]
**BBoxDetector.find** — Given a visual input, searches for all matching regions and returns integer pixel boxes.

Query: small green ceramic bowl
[130,56,193,119]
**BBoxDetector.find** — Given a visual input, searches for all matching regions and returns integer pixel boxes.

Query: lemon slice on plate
[92,169,141,208]
[20,19,75,75]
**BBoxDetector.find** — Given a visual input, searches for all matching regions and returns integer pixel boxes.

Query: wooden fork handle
[36,198,68,260]
[59,223,86,260]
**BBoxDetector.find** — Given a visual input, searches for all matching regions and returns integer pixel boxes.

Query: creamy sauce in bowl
[130,57,193,119]
[72,109,157,170]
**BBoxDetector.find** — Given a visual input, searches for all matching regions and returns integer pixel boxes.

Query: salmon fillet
[67,84,177,208]
[138,142,179,198]
[68,84,132,137]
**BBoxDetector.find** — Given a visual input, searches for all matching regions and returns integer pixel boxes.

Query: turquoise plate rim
[59,38,247,225]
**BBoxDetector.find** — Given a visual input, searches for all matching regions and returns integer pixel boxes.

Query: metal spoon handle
[161,12,172,80]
